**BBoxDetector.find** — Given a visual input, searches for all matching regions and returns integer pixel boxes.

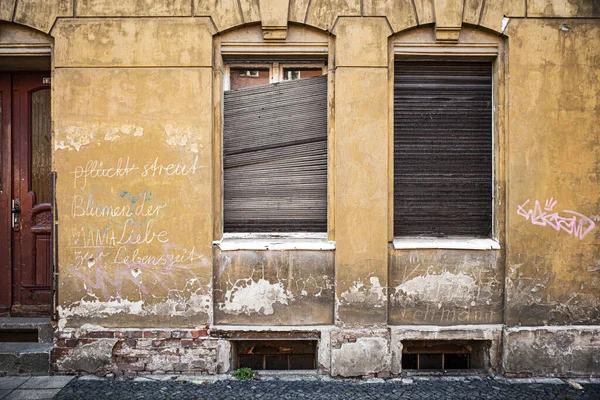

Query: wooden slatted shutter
[223,75,327,232]
[394,61,493,236]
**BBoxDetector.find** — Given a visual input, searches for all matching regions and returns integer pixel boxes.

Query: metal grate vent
[236,340,317,370]
[401,340,490,371]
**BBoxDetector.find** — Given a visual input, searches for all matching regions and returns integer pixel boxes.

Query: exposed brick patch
[190,329,208,339]
[171,330,190,339]
[52,347,73,358]
[180,339,194,348]
[88,331,115,338]
[143,330,171,339]
[53,328,220,376]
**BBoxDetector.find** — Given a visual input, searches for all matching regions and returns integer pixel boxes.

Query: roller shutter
[223,75,327,232]
[394,61,493,236]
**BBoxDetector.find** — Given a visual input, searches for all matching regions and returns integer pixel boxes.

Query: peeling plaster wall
[213,250,334,325]
[389,250,504,325]
[503,327,600,377]
[1,0,598,378]
[53,17,215,329]
[506,19,600,327]
[330,329,391,378]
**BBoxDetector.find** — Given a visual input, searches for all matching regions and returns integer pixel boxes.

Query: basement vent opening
[0,329,38,342]
[401,340,490,371]
[236,340,317,370]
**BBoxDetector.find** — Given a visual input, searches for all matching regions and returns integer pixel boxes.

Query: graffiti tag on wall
[517,198,595,240]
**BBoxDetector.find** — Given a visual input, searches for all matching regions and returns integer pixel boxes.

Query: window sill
[214,233,335,251]
[392,237,501,251]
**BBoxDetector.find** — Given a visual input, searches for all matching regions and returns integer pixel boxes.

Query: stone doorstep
[0,376,74,400]
[0,343,52,376]
[0,318,53,344]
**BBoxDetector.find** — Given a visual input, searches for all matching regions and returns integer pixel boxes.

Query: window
[394,61,493,237]
[223,62,327,233]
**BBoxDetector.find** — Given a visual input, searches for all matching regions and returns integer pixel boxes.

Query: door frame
[0,73,12,316]
[0,27,53,318]
[11,72,53,316]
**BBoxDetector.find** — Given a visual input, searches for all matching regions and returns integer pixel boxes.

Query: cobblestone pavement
[54,375,600,400]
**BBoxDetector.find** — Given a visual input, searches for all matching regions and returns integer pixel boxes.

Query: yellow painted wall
[0,0,597,334]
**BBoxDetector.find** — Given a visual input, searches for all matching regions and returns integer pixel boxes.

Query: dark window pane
[401,354,418,369]
[265,355,288,370]
[444,354,470,369]
[289,354,315,370]
[419,354,443,369]
[31,89,51,204]
[283,68,323,81]
[230,68,270,90]
[239,354,263,370]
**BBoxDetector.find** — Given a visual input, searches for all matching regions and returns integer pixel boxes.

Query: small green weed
[233,367,256,380]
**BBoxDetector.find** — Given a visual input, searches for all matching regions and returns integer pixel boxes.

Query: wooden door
[0,72,52,316]
[0,74,12,316]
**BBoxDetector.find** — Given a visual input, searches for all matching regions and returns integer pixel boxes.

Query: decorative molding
[0,44,51,56]
[393,43,499,58]
[214,232,335,251]
[261,27,288,40]
[434,0,464,43]
[259,0,290,40]
[435,26,461,43]
[221,41,328,56]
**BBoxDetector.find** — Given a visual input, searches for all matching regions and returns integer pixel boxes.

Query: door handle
[11,199,20,229]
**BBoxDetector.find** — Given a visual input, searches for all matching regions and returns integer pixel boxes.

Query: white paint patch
[340,277,386,307]
[131,268,141,278]
[56,124,144,150]
[394,272,476,302]
[57,299,144,330]
[393,237,500,250]
[501,17,510,33]
[57,289,212,330]
[104,128,120,141]
[55,126,95,151]
[146,293,212,317]
[220,278,294,315]
[104,125,144,142]
[591,214,600,222]
[164,123,202,152]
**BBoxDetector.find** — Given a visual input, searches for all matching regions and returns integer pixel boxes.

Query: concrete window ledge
[393,237,501,250]
[214,233,336,251]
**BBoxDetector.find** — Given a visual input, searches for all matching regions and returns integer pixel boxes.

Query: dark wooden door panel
[0,73,12,316]
[11,73,52,314]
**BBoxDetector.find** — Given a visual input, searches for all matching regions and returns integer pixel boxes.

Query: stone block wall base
[503,326,600,377]
[53,328,230,377]
[53,325,600,378]
[330,329,391,378]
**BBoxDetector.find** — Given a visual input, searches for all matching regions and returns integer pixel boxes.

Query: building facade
[0,0,598,377]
